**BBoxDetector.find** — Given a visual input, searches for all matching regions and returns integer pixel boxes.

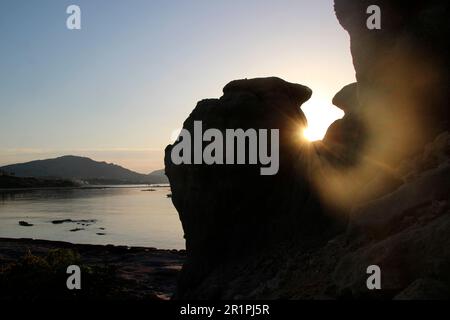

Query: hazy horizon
[0,0,355,172]
[0,153,163,174]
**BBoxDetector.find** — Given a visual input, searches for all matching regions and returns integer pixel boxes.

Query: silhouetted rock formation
[328,0,450,299]
[333,133,450,299]
[334,0,450,162]
[165,0,450,300]
[321,82,366,167]
[165,77,343,298]
[316,0,450,206]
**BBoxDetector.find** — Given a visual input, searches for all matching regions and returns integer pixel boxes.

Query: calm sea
[0,186,184,249]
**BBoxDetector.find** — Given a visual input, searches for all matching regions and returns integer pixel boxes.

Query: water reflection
[0,186,184,249]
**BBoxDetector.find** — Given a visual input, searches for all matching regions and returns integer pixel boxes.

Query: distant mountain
[0,155,168,185]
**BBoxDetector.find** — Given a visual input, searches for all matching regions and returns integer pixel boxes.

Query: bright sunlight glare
[170,96,344,144]
[301,96,345,141]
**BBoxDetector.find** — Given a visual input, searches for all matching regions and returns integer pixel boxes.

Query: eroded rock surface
[165,0,450,300]
[165,77,344,298]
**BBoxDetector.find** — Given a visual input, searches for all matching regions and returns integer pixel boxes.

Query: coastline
[0,237,185,300]
[0,184,170,193]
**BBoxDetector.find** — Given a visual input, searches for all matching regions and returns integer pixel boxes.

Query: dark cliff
[165,78,344,298]
[165,0,450,299]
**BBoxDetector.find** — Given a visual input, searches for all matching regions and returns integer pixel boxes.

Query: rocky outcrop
[168,132,449,300]
[326,0,450,298]
[321,82,366,167]
[165,0,450,300]
[333,132,450,299]
[394,279,450,300]
[334,0,450,162]
[349,164,450,239]
[165,77,344,298]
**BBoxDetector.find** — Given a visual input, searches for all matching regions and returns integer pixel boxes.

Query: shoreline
[0,237,185,300]
[0,237,185,253]
[0,184,170,193]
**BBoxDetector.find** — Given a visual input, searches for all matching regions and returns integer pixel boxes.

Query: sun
[300,96,345,142]
[303,127,324,142]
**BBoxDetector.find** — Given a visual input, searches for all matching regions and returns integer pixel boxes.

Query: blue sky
[0,0,355,172]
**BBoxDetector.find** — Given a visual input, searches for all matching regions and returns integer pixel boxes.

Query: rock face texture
[165,0,450,299]
[321,82,366,167]
[334,0,450,163]
[165,77,344,298]
[333,133,450,299]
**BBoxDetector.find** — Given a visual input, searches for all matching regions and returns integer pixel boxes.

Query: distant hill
[0,155,168,185]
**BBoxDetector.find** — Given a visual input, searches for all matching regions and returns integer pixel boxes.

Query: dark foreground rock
[321,82,366,167]
[166,131,449,299]
[165,0,450,300]
[0,238,184,300]
[165,77,345,298]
